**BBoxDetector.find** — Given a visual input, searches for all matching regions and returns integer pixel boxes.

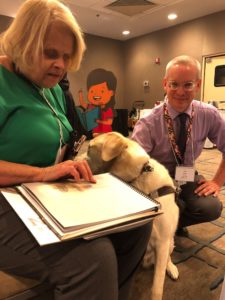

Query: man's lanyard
[163,103,194,163]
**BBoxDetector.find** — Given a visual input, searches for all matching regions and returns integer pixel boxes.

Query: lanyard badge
[175,165,195,183]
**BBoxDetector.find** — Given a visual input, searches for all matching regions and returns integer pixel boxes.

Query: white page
[2,191,60,245]
[21,173,158,228]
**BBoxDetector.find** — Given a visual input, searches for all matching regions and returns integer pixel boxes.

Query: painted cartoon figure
[79,68,117,136]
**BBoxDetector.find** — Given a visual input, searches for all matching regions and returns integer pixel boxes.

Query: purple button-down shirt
[132,100,225,177]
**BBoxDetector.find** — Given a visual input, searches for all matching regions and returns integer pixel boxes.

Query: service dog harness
[128,161,180,203]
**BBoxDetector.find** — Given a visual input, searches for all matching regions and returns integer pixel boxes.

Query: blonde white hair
[0,0,86,73]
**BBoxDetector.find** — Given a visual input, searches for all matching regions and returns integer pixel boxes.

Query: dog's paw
[166,261,179,280]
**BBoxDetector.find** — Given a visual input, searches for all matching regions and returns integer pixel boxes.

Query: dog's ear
[102,133,128,161]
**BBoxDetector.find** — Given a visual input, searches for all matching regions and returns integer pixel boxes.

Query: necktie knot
[178,113,188,124]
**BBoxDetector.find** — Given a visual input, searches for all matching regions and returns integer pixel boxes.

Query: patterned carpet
[129,148,225,300]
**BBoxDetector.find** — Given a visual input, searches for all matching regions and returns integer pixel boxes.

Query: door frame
[201,52,225,102]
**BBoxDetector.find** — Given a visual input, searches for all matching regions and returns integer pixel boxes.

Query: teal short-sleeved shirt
[0,65,73,167]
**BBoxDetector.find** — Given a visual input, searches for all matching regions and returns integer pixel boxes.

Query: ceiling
[1,0,225,40]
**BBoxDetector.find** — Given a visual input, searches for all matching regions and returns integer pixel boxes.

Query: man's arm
[195,157,225,196]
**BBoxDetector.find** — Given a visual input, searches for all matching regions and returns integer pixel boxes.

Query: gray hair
[165,55,201,79]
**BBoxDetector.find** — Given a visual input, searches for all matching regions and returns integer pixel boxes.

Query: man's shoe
[176,227,189,237]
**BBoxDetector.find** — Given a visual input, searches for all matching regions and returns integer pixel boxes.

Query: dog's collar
[128,162,154,184]
[139,163,179,199]
[149,186,179,201]
[156,186,177,197]
[128,162,178,199]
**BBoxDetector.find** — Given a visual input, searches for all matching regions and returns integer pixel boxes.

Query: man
[132,55,225,235]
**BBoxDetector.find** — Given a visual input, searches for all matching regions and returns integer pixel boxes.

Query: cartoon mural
[78,68,117,136]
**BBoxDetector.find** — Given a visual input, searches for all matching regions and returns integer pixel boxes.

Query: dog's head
[86,132,174,194]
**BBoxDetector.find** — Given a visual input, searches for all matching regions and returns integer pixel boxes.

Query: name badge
[175,166,195,182]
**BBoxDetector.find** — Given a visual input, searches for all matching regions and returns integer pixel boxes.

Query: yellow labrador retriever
[82,132,179,300]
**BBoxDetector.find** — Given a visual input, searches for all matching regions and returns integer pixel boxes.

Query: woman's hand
[42,160,96,183]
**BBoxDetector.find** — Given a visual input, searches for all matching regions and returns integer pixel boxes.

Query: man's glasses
[167,81,197,91]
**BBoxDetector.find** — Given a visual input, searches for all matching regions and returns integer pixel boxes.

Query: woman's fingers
[42,160,96,183]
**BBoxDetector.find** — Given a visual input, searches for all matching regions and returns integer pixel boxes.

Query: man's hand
[194,177,220,197]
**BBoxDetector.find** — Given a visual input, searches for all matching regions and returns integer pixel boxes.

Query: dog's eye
[142,163,154,173]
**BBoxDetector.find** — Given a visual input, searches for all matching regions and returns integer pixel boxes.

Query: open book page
[2,191,155,245]
[2,173,161,244]
[76,106,99,131]
[18,173,159,229]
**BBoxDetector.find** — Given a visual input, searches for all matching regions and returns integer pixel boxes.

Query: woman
[0,1,151,299]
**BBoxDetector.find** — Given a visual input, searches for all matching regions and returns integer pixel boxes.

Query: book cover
[3,173,162,244]
[76,106,99,131]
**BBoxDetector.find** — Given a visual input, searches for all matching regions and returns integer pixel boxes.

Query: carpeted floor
[129,147,225,300]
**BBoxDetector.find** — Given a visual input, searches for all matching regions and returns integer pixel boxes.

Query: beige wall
[1,10,225,110]
[68,34,126,108]
[124,10,225,109]
[0,15,12,33]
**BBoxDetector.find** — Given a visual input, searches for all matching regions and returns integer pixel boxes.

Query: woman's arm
[0,160,96,187]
